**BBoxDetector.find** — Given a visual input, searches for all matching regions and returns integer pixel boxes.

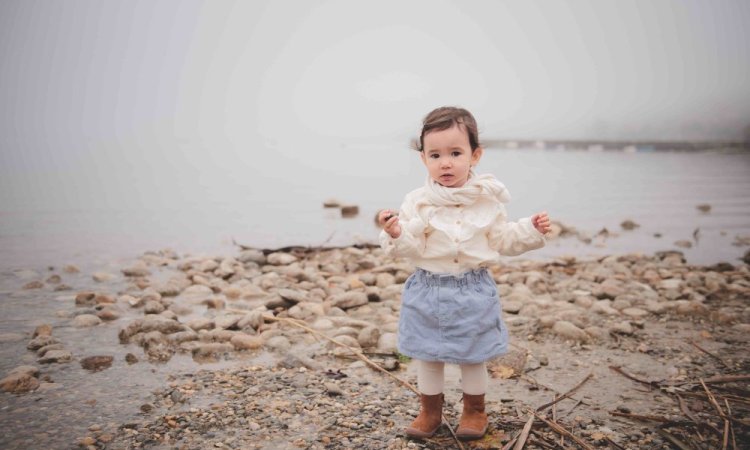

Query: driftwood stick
[521,375,591,406]
[724,399,737,450]
[700,374,750,384]
[609,411,692,426]
[512,414,534,450]
[654,428,694,450]
[500,434,519,450]
[604,436,627,450]
[536,372,593,412]
[700,379,728,450]
[608,365,661,388]
[676,394,707,440]
[533,412,595,450]
[689,340,731,368]
[258,313,467,450]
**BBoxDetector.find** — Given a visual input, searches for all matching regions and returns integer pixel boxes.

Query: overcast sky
[1,0,748,151]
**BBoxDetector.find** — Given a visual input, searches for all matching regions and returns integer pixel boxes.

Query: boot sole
[405,424,442,439]
[456,426,488,441]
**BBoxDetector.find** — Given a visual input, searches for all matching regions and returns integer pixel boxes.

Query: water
[1,145,749,270]
[0,145,749,448]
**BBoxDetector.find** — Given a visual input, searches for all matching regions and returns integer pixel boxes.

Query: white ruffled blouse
[379,172,545,274]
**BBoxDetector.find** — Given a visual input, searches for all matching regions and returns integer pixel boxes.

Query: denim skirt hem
[397,267,509,365]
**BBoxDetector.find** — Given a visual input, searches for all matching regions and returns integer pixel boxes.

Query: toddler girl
[377,106,551,440]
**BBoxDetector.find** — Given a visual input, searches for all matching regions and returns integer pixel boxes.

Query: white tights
[417,359,487,396]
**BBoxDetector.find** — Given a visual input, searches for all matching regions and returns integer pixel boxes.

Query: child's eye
[430,154,440,159]
[452,151,462,157]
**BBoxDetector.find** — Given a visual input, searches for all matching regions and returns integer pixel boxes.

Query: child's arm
[487,210,549,256]
[378,193,426,258]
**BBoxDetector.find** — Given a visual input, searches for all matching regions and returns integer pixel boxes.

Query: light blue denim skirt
[397,267,509,365]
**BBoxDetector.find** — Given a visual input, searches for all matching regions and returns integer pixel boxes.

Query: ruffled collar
[423,171,511,207]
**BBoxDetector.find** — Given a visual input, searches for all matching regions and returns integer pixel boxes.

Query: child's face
[420,124,483,188]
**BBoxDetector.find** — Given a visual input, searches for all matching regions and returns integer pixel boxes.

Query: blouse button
[454,238,459,243]
[456,220,461,225]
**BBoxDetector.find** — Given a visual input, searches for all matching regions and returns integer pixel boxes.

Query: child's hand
[532,211,551,235]
[378,209,402,239]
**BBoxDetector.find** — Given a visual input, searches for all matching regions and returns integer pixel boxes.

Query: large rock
[329,292,368,310]
[0,372,39,393]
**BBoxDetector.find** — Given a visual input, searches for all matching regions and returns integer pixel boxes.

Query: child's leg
[457,362,488,440]
[459,362,487,395]
[406,359,445,438]
[417,360,445,395]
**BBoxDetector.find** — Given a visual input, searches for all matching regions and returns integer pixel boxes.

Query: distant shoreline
[483,138,748,152]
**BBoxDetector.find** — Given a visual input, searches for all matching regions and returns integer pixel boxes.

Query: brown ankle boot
[405,393,444,438]
[456,393,488,440]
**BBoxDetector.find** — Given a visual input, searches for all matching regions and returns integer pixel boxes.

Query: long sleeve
[379,191,427,259]
[487,216,546,256]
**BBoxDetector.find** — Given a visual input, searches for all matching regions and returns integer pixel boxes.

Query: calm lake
[1,145,749,271]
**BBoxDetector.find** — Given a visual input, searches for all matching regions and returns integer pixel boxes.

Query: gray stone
[622,307,649,318]
[265,336,291,352]
[329,292,368,310]
[38,349,73,364]
[191,343,234,358]
[238,249,266,265]
[552,321,589,343]
[27,335,59,350]
[237,311,265,330]
[72,314,102,327]
[92,272,116,282]
[610,321,634,335]
[266,252,297,265]
[377,332,398,353]
[231,334,263,350]
[278,289,308,304]
[144,300,165,314]
[502,300,523,314]
[187,317,214,331]
[0,372,39,393]
[357,326,380,348]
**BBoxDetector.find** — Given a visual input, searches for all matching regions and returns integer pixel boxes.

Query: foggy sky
[1,0,748,150]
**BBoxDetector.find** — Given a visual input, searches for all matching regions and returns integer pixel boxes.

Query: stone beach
[1,243,749,449]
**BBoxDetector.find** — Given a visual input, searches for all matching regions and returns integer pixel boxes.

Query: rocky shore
[1,244,749,449]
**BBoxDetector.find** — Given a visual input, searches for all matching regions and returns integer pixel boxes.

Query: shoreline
[1,245,749,449]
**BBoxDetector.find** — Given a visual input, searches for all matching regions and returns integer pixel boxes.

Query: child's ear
[471,147,484,165]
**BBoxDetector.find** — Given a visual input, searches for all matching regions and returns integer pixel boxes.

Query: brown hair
[415,106,480,152]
